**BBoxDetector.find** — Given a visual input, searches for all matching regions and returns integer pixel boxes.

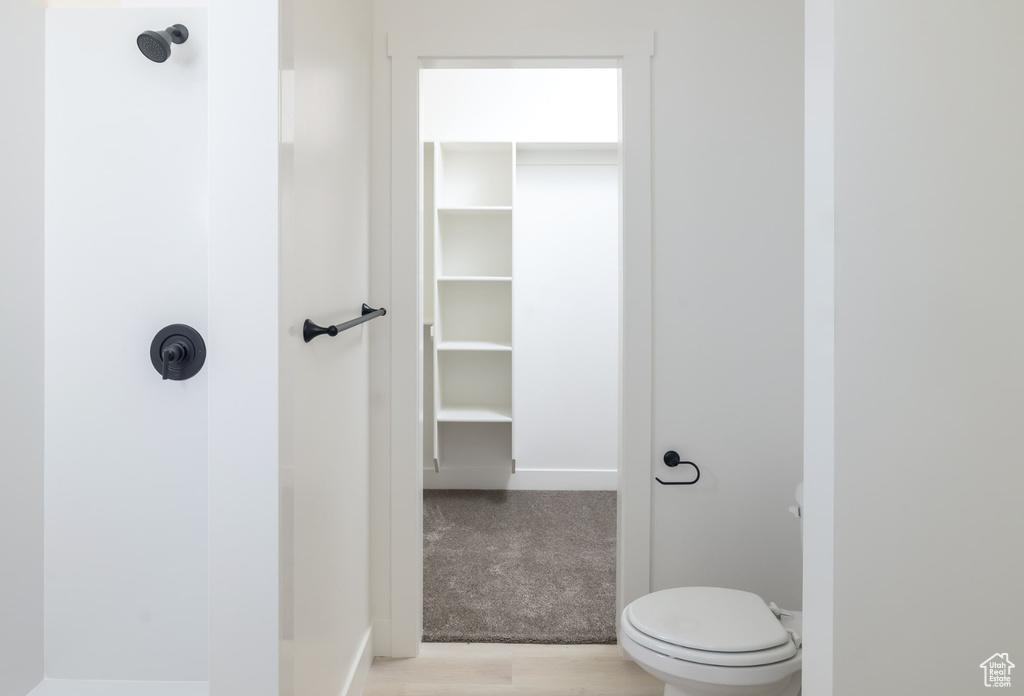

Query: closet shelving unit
[431,143,515,471]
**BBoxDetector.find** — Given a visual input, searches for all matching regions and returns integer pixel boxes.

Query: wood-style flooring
[362,643,663,696]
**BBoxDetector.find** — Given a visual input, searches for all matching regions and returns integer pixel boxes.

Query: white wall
[371,0,805,651]
[0,2,45,694]
[645,2,803,610]
[44,8,208,681]
[832,2,1024,693]
[278,0,375,693]
[421,69,618,143]
[513,159,619,485]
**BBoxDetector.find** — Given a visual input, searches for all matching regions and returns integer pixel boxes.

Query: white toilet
[619,485,803,696]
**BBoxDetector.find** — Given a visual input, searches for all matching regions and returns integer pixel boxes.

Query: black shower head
[137,24,189,63]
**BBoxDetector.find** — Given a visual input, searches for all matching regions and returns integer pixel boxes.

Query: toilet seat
[623,587,798,668]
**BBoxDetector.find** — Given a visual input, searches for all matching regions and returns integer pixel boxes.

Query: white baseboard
[340,626,374,696]
[28,681,208,696]
[423,467,616,490]
[372,619,391,657]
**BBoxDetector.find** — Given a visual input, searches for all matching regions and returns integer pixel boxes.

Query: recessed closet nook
[418,68,622,644]
[421,68,621,491]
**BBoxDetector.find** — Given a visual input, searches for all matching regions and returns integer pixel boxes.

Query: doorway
[420,67,621,643]
[375,29,655,658]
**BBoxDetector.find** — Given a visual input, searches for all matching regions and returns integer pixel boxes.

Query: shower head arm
[167,24,189,44]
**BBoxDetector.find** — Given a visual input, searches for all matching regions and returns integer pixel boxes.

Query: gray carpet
[423,490,617,644]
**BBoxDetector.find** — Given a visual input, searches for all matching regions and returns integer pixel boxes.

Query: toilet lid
[626,587,791,653]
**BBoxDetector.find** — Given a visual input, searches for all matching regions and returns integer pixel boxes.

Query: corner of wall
[341,627,374,696]
[803,0,835,694]
[0,0,46,692]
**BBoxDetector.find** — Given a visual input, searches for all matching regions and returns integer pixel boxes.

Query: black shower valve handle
[160,341,189,380]
[151,324,206,382]
[161,347,172,380]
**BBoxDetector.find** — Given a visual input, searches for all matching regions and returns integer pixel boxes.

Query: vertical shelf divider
[510,141,517,474]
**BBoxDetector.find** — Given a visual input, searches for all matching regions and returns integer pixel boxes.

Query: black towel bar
[304,303,387,343]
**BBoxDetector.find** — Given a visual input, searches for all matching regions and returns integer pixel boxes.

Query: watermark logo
[980,653,1015,688]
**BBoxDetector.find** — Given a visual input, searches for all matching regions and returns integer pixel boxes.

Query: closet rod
[304,304,387,343]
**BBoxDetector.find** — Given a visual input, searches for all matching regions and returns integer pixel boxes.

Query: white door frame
[385,29,655,658]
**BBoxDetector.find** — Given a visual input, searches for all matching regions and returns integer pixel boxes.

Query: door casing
[377,29,655,658]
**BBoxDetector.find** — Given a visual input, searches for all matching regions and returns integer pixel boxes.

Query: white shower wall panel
[44,9,209,681]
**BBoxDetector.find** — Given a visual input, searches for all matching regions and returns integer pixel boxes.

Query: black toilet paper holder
[656,450,700,486]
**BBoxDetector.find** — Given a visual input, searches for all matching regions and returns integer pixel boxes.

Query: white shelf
[438,206,512,214]
[438,276,512,282]
[438,340,512,352]
[437,405,513,423]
